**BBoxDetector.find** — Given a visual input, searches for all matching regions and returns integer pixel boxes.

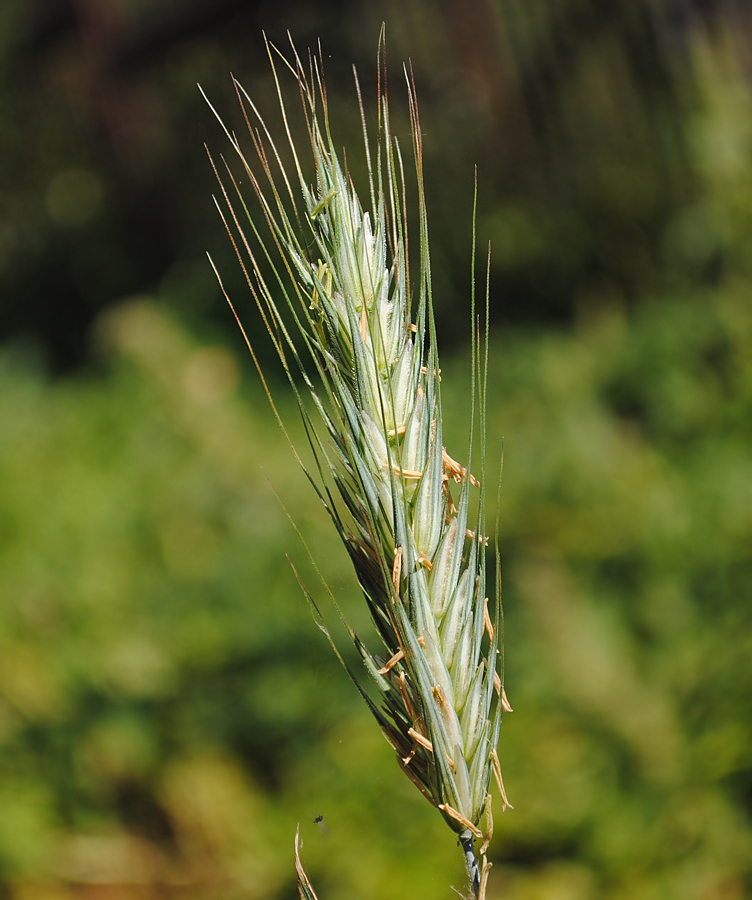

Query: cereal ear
[206,30,509,899]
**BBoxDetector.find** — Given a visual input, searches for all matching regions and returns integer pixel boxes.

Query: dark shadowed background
[1,1,751,898]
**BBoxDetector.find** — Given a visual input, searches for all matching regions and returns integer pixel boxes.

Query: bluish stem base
[459,830,480,898]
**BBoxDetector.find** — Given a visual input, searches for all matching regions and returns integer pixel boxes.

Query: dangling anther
[501,686,513,713]
[407,322,417,333]
[378,648,404,675]
[438,804,482,838]
[407,727,434,753]
[397,672,415,721]
[402,742,418,766]
[491,749,514,811]
[387,463,423,479]
[483,597,494,640]
[418,552,432,570]
[466,528,489,546]
[479,858,493,900]
[442,448,481,486]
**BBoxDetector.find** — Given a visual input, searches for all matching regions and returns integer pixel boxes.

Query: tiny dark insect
[313,815,324,824]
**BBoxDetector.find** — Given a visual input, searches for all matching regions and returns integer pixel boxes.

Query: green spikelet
[205,32,511,897]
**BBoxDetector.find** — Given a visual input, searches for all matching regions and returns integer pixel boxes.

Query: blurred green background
[1,0,751,897]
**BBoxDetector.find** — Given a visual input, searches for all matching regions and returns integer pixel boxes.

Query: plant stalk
[459,830,480,898]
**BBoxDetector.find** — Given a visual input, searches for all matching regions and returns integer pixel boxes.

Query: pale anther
[479,859,493,900]
[386,463,423,479]
[442,448,480,487]
[397,673,415,721]
[378,648,404,675]
[392,546,403,597]
[432,684,448,710]
[438,804,482,838]
[483,597,495,640]
[402,744,418,766]
[501,687,513,713]
[491,749,514,811]
[408,727,434,753]
[481,793,494,855]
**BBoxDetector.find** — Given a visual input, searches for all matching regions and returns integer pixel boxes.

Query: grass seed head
[208,31,509,860]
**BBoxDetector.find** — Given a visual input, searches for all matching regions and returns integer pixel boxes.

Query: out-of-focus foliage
[2,1,752,899]
[3,0,750,367]
[484,288,752,899]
